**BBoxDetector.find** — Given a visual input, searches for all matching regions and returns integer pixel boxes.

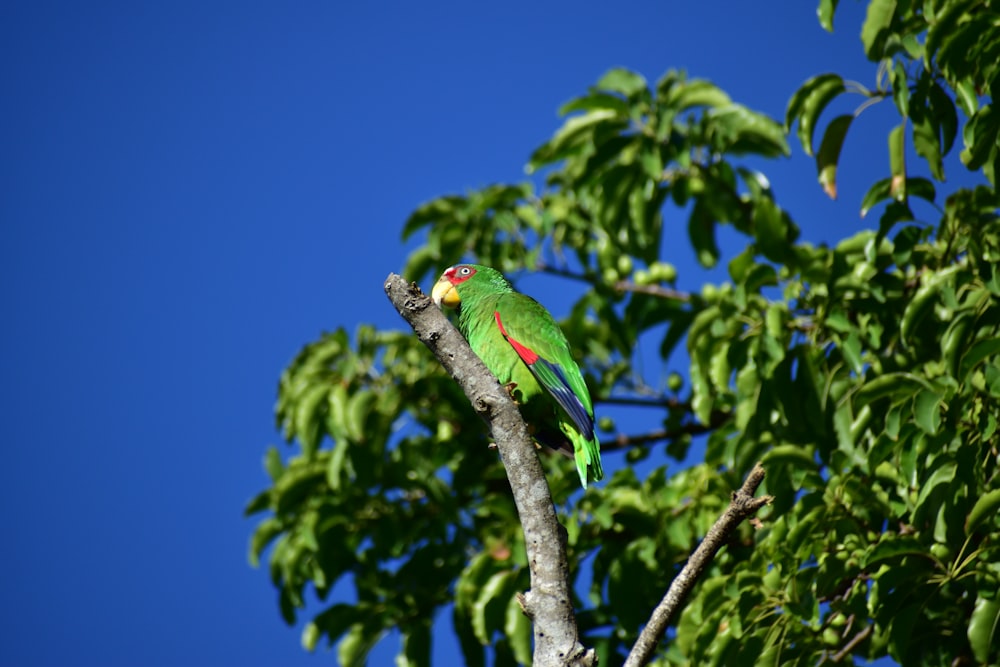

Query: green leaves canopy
[249,2,1000,665]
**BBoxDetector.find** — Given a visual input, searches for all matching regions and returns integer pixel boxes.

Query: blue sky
[2,2,968,665]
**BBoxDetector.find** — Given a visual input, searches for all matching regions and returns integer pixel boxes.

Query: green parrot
[431,264,604,488]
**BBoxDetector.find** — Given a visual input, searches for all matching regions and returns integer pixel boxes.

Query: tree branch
[384,273,595,667]
[596,395,686,408]
[599,409,731,452]
[536,264,693,302]
[612,280,691,301]
[830,623,872,662]
[600,425,711,452]
[623,463,772,667]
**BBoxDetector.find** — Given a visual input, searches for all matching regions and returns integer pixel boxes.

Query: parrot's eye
[458,267,471,276]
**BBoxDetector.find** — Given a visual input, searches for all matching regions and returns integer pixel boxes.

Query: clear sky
[2,2,967,666]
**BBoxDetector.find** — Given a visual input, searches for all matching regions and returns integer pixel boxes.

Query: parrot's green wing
[492,293,603,487]
[493,294,594,438]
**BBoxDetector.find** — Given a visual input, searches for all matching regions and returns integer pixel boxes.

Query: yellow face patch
[431,278,462,308]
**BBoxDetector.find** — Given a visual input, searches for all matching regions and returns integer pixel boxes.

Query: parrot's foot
[502,382,521,404]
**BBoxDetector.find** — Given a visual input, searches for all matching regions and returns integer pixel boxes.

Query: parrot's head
[431,264,478,308]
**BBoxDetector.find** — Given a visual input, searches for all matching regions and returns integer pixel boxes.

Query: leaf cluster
[248,2,1000,665]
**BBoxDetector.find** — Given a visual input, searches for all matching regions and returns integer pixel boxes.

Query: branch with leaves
[624,464,771,667]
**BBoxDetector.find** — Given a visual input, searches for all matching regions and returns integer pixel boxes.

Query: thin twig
[830,624,873,662]
[600,425,708,451]
[596,395,686,409]
[600,409,731,451]
[623,463,773,667]
[612,280,691,301]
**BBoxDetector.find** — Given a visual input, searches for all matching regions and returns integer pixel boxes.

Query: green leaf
[754,198,797,264]
[913,115,945,181]
[818,0,839,32]
[397,623,431,667]
[559,92,630,117]
[904,177,936,204]
[966,488,1000,534]
[890,60,909,117]
[900,264,962,346]
[968,596,1000,664]
[707,104,790,157]
[310,603,358,651]
[925,0,978,63]
[955,78,979,117]
[786,74,846,155]
[326,438,350,491]
[914,459,958,520]
[961,104,1000,174]
[453,606,486,667]
[841,331,864,376]
[595,67,648,98]
[337,623,382,667]
[929,81,958,157]
[302,622,320,652]
[912,389,941,434]
[249,517,283,567]
[295,384,330,456]
[959,334,1000,381]
[529,108,625,169]
[861,0,897,61]
[668,79,732,111]
[854,372,929,409]
[864,535,928,567]
[264,445,285,482]
[345,389,377,442]
[504,592,532,666]
[860,177,892,217]
[816,114,853,199]
[762,444,818,469]
[889,122,906,201]
[472,570,515,645]
[244,489,271,517]
[274,459,327,516]
[689,202,719,267]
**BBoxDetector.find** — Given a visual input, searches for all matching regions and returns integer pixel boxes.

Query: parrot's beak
[431,276,461,308]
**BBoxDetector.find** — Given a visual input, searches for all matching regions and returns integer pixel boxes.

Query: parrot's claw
[502,382,521,403]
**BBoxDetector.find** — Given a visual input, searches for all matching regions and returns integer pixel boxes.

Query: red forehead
[445,265,477,285]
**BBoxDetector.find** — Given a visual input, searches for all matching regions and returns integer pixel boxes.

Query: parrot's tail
[572,433,604,489]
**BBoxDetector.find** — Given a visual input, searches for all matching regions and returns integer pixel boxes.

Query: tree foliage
[247,1,1000,665]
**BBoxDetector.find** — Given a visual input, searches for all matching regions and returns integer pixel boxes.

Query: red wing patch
[494,311,539,364]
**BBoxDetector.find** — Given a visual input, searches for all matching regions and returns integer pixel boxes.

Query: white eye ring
[458,267,471,275]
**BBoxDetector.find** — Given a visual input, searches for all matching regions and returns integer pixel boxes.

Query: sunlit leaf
[595,67,648,98]
[816,114,853,198]
[968,596,1000,664]
[966,488,1000,534]
[860,0,897,61]
[818,0,839,32]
